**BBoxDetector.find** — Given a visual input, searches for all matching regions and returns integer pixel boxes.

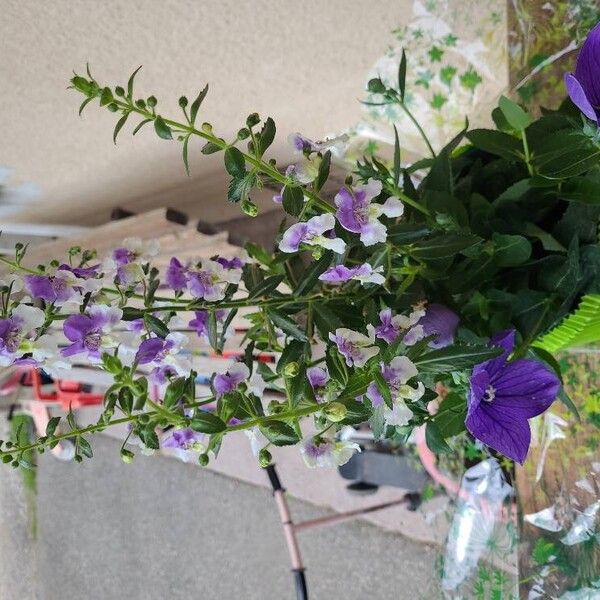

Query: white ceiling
[1,0,410,226]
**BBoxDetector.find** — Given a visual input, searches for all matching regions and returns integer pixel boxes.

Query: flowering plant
[1,25,600,471]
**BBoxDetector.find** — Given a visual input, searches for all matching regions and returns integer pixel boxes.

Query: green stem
[397,100,436,158]
[521,128,534,176]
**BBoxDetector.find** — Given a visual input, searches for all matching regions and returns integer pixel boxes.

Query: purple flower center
[84,329,102,352]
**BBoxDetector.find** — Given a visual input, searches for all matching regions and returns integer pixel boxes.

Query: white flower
[300,436,361,468]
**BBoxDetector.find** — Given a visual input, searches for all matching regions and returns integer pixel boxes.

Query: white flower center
[483,385,496,403]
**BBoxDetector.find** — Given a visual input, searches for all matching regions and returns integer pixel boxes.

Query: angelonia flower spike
[13,24,600,475]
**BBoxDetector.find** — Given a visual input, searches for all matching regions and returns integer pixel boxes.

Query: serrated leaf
[282,186,304,217]
[138,428,159,450]
[45,416,61,437]
[267,309,308,342]
[154,116,172,140]
[77,436,93,458]
[259,421,300,446]
[190,84,209,125]
[201,141,222,154]
[113,112,130,144]
[224,146,246,178]
[100,87,113,106]
[258,117,276,156]
[191,412,227,434]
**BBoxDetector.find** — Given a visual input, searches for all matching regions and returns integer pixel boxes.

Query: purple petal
[335,187,364,233]
[465,401,531,464]
[574,22,600,109]
[63,314,92,342]
[166,258,187,291]
[61,340,87,357]
[307,366,328,388]
[279,223,308,253]
[419,304,459,349]
[366,381,384,407]
[319,265,356,283]
[135,338,165,365]
[565,73,598,122]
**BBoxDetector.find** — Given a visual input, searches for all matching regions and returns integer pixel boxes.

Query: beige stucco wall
[1,0,411,225]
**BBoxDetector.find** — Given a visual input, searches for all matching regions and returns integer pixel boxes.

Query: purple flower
[418,303,459,349]
[307,366,330,402]
[25,273,73,304]
[112,238,159,265]
[134,337,166,364]
[335,179,404,246]
[166,257,188,291]
[329,326,379,368]
[466,330,560,464]
[213,363,250,398]
[279,214,346,254]
[300,436,360,468]
[186,260,242,302]
[319,262,385,286]
[62,305,122,360]
[564,23,600,122]
[188,310,227,338]
[374,307,425,344]
[215,256,245,270]
[134,333,190,383]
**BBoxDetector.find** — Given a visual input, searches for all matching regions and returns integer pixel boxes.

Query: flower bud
[237,127,250,140]
[178,96,188,108]
[198,453,209,466]
[115,86,125,97]
[367,78,386,94]
[258,448,272,468]
[324,402,347,422]
[120,448,135,464]
[283,362,300,378]
[107,103,119,113]
[71,75,92,95]
[147,96,157,108]
[135,99,146,109]
[246,112,260,128]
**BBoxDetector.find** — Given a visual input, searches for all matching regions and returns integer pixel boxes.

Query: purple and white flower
[335,179,403,246]
[375,307,426,345]
[0,304,45,366]
[300,435,360,468]
[103,237,160,286]
[319,262,385,286]
[25,271,75,305]
[61,305,123,361]
[188,309,228,339]
[134,332,191,383]
[213,362,250,398]
[466,330,560,464]
[165,257,188,291]
[186,260,242,302]
[564,23,600,123]
[279,214,346,254]
[329,326,379,367]
[161,427,206,462]
[366,356,423,427]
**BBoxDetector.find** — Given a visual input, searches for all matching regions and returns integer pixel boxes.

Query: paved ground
[0,434,437,600]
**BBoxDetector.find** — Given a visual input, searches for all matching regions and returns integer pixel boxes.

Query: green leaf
[338,370,372,401]
[224,147,246,178]
[267,309,308,342]
[398,49,407,101]
[143,314,169,339]
[153,116,172,140]
[206,310,218,351]
[190,84,209,125]
[415,344,503,373]
[492,233,531,267]
[257,117,276,156]
[78,96,95,116]
[425,421,451,453]
[282,186,304,217]
[132,118,152,136]
[498,95,532,130]
[77,436,94,458]
[181,135,191,176]
[338,398,371,425]
[393,125,401,187]
[127,65,142,99]
[315,150,331,192]
[532,538,556,565]
[113,112,129,144]
[560,175,600,204]
[386,222,431,244]
[138,428,159,450]
[227,172,256,203]
[411,233,482,260]
[248,274,284,299]
[431,393,467,438]
[466,129,522,161]
[325,346,348,386]
[312,302,343,340]
[100,87,114,107]
[45,417,61,437]
[259,421,300,446]
[191,412,227,434]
